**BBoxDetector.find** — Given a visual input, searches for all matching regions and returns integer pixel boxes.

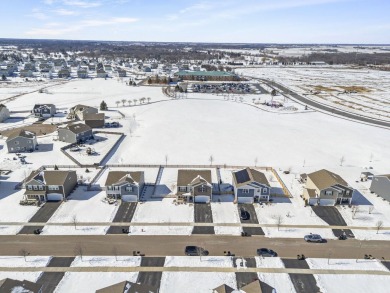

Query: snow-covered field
[307,258,388,272]
[159,272,237,293]
[70,256,141,267]
[164,256,233,268]
[129,225,193,235]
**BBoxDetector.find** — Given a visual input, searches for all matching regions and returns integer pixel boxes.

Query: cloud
[52,8,78,15]
[81,17,138,26]
[63,0,102,8]
[179,2,213,14]
[42,0,56,4]
[29,8,50,20]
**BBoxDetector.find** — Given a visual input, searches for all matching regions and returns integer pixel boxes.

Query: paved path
[0,235,389,259]
[0,266,388,275]
[257,78,390,129]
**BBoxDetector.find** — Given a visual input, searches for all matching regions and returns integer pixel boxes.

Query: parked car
[185,246,209,256]
[304,234,323,243]
[240,209,250,220]
[257,248,277,257]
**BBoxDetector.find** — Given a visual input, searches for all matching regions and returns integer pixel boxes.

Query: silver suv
[304,234,323,243]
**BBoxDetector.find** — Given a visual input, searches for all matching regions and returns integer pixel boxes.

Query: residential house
[69,104,98,120]
[303,169,354,206]
[77,69,88,78]
[84,113,105,128]
[104,64,112,72]
[232,168,271,203]
[24,63,36,72]
[177,169,213,203]
[32,104,56,118]
[143,66,152,73]
[0,278,43,293]
[370,174,390,202]
[0,104,10,122]
[24,170,77,202]
[117,69,126,77]
[96,69,107,78]
[58,123,93,144]
[105,171,145,202]
[58,68,71,78]
[6,129,37,153]
[20,69,33,78]
[96,281,158,293]
[40,67,53,78]
[212,284,235,293]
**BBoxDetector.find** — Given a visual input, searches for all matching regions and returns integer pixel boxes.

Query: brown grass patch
[312,85,335,92]
[1,124,57,137]
[338,86,371,93]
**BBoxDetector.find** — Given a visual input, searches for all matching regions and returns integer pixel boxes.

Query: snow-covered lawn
[0,272,43,283]
[213,226,242,235]
[0,189,39,224]
[131,198,194,223]
[128,225,192,235]
[257,273,296,293]
[306,258,388,272]
[41,225,109,235]
[55,272,138,293]
[159,272,237,293]
[164,256,233,268]
[314,274,390,293]
[262,226,335,239]
[211,202,240,223]
[70,256,141,267]
[255,256,285,268]
[0,255,52,267]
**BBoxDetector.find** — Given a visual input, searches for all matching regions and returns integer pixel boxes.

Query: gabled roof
[177,170,212,186]
[6,129,36,140]
[190,175,212,188]
[33,103,55,110]
[307,169,349,190]
[26,170,75,186]
[62,123,92,134]
[105,171,143,186]
[232,168,270,188]
[96,280,158,293]
[241,280,263,293]
[84,113,104,121]
[213,284,235,293]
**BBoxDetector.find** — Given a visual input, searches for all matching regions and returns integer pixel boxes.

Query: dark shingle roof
[177,170,212,186]
[6,129,36,140]
[232,168,270,187]
[105,171,143,186]
[64,123,92,134]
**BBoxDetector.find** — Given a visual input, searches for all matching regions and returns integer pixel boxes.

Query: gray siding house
[0,104,10,122]
[24,170,77,202]
[6,129,37,153]
[33,104,56,118]
[370,174,390,201]
[105,171,145,202]
[58,123,93,144]
[232,168,270,203]
[303,169,354,206]
[68,104,98,120]
[177,169,213,203]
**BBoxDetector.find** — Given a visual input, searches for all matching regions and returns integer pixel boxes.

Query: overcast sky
[1,0,389,43]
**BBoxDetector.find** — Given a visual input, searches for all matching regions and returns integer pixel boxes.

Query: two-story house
[177,169,213,203]
[58,123,93,144]
[32,104,56,118]
[24,170,77,202]
[0,104,10,122]
[232,167,271,203]
[104,171,145,202]
[68,104,98,120]
[303,169,354,206]
[6,129,37,153]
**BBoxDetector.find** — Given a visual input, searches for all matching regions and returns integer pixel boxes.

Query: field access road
[255,77,390,129]
[0,235,389,259]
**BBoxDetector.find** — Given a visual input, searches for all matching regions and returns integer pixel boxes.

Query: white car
[304,234,323,243]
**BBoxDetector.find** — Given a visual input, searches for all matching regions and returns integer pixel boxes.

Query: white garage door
[47,193,63,201]
[122,194,138,202]
[309,198,319,206]
[319,199,336,206]
[238,197,254,204]
[195,195,210,203]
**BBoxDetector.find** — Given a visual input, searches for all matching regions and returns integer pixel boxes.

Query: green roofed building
[174,70,239,81]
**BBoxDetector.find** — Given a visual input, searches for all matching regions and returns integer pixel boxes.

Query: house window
[125,186,133,192]
[178,187,187,192]
[48,185,59,191]
[262,188,268,193]
[107,186,112,190]
[38,186,44,190]
[33,186,38,190]
[325,190,332,196]
[27,185,32,190]
[346,190,350,195]
[14,141,19,145]
[242,189,249,194]
[198,186,206,192]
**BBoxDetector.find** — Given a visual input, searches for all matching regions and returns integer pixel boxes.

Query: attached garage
[319,198,336,206]
[121,194,138,202]
[194,195,210,203]
[308,198,319,206]
[237,197,254,204]
[46,193,63,201]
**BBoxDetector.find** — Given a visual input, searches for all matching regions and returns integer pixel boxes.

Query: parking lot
[192,83,255,94]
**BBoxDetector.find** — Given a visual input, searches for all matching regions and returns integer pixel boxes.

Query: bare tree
[369,153,374,163]
[303,159,306,167]
[19,249,29,262]
[147,97,151,103]
[165,154,168,166]
[376,220,383,234]
[74,244,84,261]
[327,249,332,265]
[254,157,258,167]
[352,205,359,219]
[272,215,284,231]
[133,99,137,105]
[339,156,345,166]
[72,215,78,230]
[112,247,118,261]
[115,101,120,107]
[368,206,374,214]
[209,155,214,166]
[121,99,126,106]
[127,100,132,107]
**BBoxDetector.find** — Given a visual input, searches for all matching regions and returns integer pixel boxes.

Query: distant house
[24,63,36,72]
[96,281,158,293]
[58,69,71,78]
[84,113,105,128]
[117,69,126,77]
[0,278,43,293]
[370,174,390,202]
[6,129,37,153]
[174,71,239,81]
[105,171,145,202]
[24,170,77,202]
[104,65,112,71]
[40,67,53,78]
[33,104,56,118]
[58,123,93,144]
[20,69,33,78]
[143,66,152,73]
[303,169,354,206]
[77,69,88,78]
[310,61,328,66]
[232,168,270,203]
[177,169,213,203]
[212,284,235,293]
[96,69,107,78]
[0,104,10,122]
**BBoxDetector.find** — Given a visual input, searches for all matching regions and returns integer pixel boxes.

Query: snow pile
[164,256,233,268]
